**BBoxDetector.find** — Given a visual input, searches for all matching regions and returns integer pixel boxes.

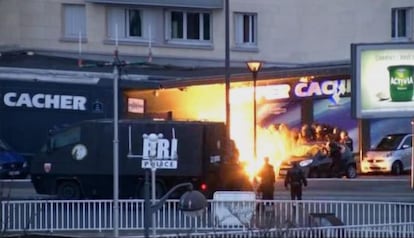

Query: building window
[107,8,142,40]
[235,13,257,47]
[128,9,142,37]
[391,8,412,40]
[166,10,211,43]
[63,4,86,39]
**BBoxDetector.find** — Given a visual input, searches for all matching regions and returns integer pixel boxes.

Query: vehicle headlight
[299,159,313,167]
[385,152,393,157]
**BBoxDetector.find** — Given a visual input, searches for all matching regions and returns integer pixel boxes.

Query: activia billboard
[352,43,414,118]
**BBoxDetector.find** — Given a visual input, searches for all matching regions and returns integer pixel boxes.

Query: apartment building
[1,0,414,159]
[1,0,413,65]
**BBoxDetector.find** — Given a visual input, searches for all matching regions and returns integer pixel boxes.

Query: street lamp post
[225,0,231,141]
[113,65,120,238]
[143,172,207,238]
[79,36,130,238]
[246,61,263,160]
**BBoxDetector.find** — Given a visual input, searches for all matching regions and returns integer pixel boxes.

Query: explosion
[231,120,336,181]
[228,87,304,181]
[232,122,302,180]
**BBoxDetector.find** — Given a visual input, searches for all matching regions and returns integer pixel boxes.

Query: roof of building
[0,50,351,90]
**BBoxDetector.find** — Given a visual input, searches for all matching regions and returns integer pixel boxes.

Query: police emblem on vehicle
[72,144,88,160]
[43,163,52,173]
[127,126,178,170]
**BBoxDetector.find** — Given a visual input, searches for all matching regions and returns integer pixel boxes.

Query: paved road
[0,179,55,200]
[274,175,414,202]
[1,175,414,202]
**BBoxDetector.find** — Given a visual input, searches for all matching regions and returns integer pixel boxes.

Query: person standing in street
[258,157,276,200]
[339,130,353,152]
[327,141,344,177]
[284,161,307,200]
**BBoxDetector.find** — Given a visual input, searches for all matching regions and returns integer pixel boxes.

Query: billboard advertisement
[352,43,414,118]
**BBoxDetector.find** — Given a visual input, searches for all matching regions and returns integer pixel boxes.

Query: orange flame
[233,123,300,180]
[228,87,323,181]
[228,88,301,181]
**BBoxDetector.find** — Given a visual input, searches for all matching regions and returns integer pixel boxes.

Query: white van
[361,133,412,175]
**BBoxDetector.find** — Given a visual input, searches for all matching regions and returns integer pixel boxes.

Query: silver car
[361,133,412,175]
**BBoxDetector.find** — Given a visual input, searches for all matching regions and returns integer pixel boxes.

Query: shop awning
[85,0,223,9]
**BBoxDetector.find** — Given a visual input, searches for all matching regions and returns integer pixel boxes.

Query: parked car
[278,142,357,179]
[361,133,412,175]
[0,138,29,179]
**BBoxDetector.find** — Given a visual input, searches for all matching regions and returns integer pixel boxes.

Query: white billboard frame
[352,43,414,119]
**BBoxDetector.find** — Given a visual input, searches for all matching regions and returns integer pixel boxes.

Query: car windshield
[41,126,81,152]
[375,135,405,151]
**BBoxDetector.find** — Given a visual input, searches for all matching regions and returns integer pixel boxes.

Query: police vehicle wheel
[57,181,81,200]
[391,161,403,175]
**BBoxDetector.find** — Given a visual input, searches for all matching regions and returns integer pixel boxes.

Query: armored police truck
[30,119,251,199]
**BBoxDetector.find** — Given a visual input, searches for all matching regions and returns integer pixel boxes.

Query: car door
[316,154,332,176]
[399,135,412,171]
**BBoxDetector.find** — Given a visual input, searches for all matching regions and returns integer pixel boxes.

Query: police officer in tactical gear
[327,141,343,177]
[284,161,307,200]
[258,157,275,200]
[339,130,353,152]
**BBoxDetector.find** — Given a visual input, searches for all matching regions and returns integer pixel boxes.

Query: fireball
[229,88,301,181]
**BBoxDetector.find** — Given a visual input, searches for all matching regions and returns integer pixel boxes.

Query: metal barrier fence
[2,199,414,234]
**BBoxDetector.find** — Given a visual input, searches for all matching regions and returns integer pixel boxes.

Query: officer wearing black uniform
[328,141,343,177]
[258,157,275,200]
[339,130,353,152]
[284,162,307,200]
